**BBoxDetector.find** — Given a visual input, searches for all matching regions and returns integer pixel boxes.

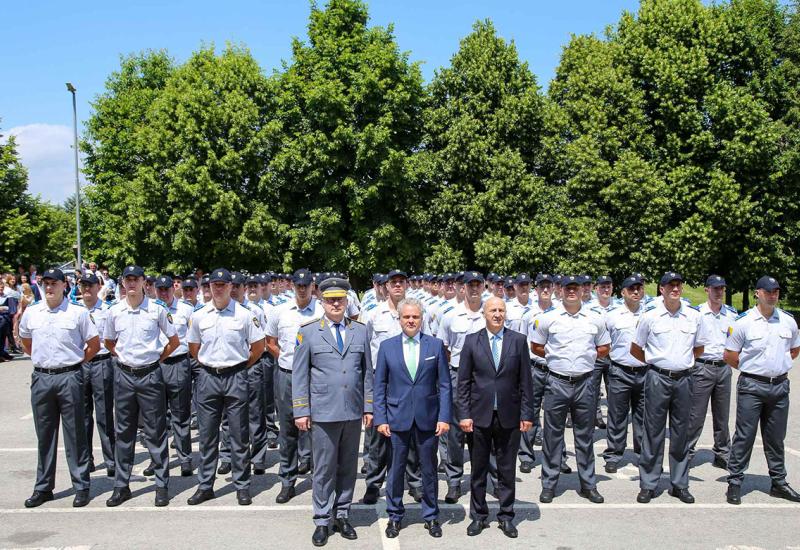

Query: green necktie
[406,337,417,379]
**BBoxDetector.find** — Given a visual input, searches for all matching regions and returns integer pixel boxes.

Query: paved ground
[1,357,799,550]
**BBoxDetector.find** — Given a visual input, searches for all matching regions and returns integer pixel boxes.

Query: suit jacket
[291,317,373,422]
[373,332,451,432]
[456,328,534,430]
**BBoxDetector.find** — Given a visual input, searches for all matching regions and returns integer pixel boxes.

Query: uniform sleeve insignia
[167,313,174,323]
[533,319,539,330]
[253,316,260,328]
[295,332,303,346]
[727,326,733,337]
[89,313,96,324]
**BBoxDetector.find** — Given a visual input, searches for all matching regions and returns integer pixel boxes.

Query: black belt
[86,354,111,364]
[202,361,248,375]
[117,361,160,376]
[162,353,189,365]
[278,366,292,374]
[548,370,593,384]
[532,362,548,373]
[740,372,788,385]
[696,358,726,367]
[34,363,82,375]
[649,365,693,379]
[449,365,458,372]
[611,360,648,375]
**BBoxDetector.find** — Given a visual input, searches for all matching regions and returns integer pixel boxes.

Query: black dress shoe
[712,456,728,470]
[143,462,156,476]
[534,432,543,446]
[298,461,312,475]
[595,415,606,429]
[276,485,296,504]
[186,489,215,505]
[604,462,618,474]
[408,486,422,503]
[385,519,401,538]
[181,464,194,477]
[539,488,555,503]
[444,485,461,503]
[360,487,379,504]
[637,489,654,503]
[106,487,132,507]
[253,467,266,475]
[668,487,695,504]
[770,483,800,502]
[498,520,518,538]
[267,440,278,449]
[73,490,90,508]
[578,488,604,503]
[332,518,357,539]
[190,418,199,430]
[154,487,170,507]
[237,489,252,505]
[106,468,116,478]
[424,520,442,538]
[560,463,572,474]
[217,462,231,475]
[520,461,534,473]
[467,519,489,536]
[726,484,741,505]
[312,526,329,547]
[360,463,367,474]
[88,460,97,473]
[491,486,500,499]
[24,490,54,508]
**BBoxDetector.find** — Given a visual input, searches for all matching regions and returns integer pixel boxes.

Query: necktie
[492,334,501,370]
[406,337,417,379]
[334,323,344,352]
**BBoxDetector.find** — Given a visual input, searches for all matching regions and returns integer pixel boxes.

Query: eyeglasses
[324,297,345,304]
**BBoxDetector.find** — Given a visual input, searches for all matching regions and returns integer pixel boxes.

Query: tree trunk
[742,286,750,310]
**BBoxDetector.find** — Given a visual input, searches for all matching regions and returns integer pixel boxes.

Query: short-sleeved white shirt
[265,298,323,371]
[104,296,176,367]
[188,298,264,367]
[605,303,646,367]
[437,302,485,369]
[83,299,113,356]
[725,306,800,377]
[19,298,99,369]
[532,304,611,375]
[157,297,196,357]
[634,302,710,371]
[697,302,738,360]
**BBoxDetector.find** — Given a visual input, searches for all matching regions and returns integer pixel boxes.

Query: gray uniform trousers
[687,360,731,461]
[445,366,465,487]
[521,362,568,467]
[276,367,312,486]
[196,365,251,491]
[638,368,693,490]
[262,352,279,443]
[602,363,646,465]
[248,357,269,469]
[728,374,790,486]
[160,355,192,466]
[113,365,169,488]
[364,421,422,491]
[83,355,115,470]
[592,359,610,419]
[31,367,91,491]
[311,420,361,526]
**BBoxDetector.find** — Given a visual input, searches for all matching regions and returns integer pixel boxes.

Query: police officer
[181,276,204,431]
[153,275,195,477]
[19,268,100,508]
[185,268,265,506]
[257,273,280,448]
[687,275,736,470]
[505,272,532,332]
[724,275,800,504]
[293,277,373,547]
[104,265,179,507]
[631,272,710,504]
[590,275,614,429]
[532,275,610,504]
[266,268,322,503]
[601,275,647,473]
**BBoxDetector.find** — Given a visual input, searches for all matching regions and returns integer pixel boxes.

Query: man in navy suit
[458,296,534,538]
[373,297,451,539]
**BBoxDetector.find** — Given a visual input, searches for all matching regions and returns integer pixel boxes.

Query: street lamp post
[66,82,82,271]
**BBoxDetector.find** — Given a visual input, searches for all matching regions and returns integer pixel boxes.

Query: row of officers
[18,265,800,547]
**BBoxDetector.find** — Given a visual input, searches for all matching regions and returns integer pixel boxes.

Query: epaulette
[70,299,85,307]
[590,306,603,314]
[688,305,700,311]
[606,305,619,313]
[346,317,364,326]
[645,305,657,312]
[724,304,738,314]
[154,298,169,309]
[779,308,794,318]
[442,306,454,315]
[300,317,322,327]
[365,303,377,312]
[735,310,749,320]
[543,306,555,313]
[681,297,692,305]
[194,303,204,311]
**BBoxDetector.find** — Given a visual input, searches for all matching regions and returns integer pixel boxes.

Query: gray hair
[397,297,424,317]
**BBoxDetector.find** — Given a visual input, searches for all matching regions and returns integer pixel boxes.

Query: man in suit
[293,277,374,547]
[457,295,534,538]
[373,297,451,539]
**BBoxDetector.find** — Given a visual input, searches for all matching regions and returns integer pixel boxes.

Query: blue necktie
[492,334,501,370]
[334,323,344,352]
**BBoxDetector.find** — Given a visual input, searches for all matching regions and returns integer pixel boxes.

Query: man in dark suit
[457,296,534,538]
[373,297,451,539]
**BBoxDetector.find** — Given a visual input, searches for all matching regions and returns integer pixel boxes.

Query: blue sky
[2,0,643,203]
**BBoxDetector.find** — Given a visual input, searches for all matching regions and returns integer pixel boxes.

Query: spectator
[0,279,17,361]
[13,283,35,350]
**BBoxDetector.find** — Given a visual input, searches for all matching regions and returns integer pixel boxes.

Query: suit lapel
[317,318,340,355]
[497,331,512,374]
[414,334,430,382]
[479,330,495,370]
[341,317,354,356]
[398,335,414,383]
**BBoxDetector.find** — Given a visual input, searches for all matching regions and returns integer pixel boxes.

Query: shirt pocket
[746,326,767,349]
[312,345,334,355]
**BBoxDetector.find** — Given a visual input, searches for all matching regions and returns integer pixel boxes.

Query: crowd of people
[10,263,800,546]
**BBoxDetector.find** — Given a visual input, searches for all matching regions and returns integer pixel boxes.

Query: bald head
[484,296,506,333]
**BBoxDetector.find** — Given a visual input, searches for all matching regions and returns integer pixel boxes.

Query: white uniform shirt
[105,296,176,367]
[19,298,98,369]
[366,300,402,366]
[437,302,485,369]
[83,299,113,356]
[532,304,610,375]
[159,297,195,357]
[605,303,646,367]
[505,297,532,333]
[725,306,800,377]
[188,299,264,368]
[697,302,738,360]
[634,302,710,371]
[346,289,361,319]
[522,301,549,363]
[266,298,324,371]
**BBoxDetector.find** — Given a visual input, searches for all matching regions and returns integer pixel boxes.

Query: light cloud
[4,123,86,205]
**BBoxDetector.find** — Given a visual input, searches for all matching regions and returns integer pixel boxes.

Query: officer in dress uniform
[266,268,322,503]
[104,265,180,507]
[185,268,265,506]
[19,268,100,508]
[293,277,374,547]
[601,275,647,473]
[532,275,610,504]
[724,275,800,504]
[77,272,116,478]
[631,272,711,504]
[687,275,736,470]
